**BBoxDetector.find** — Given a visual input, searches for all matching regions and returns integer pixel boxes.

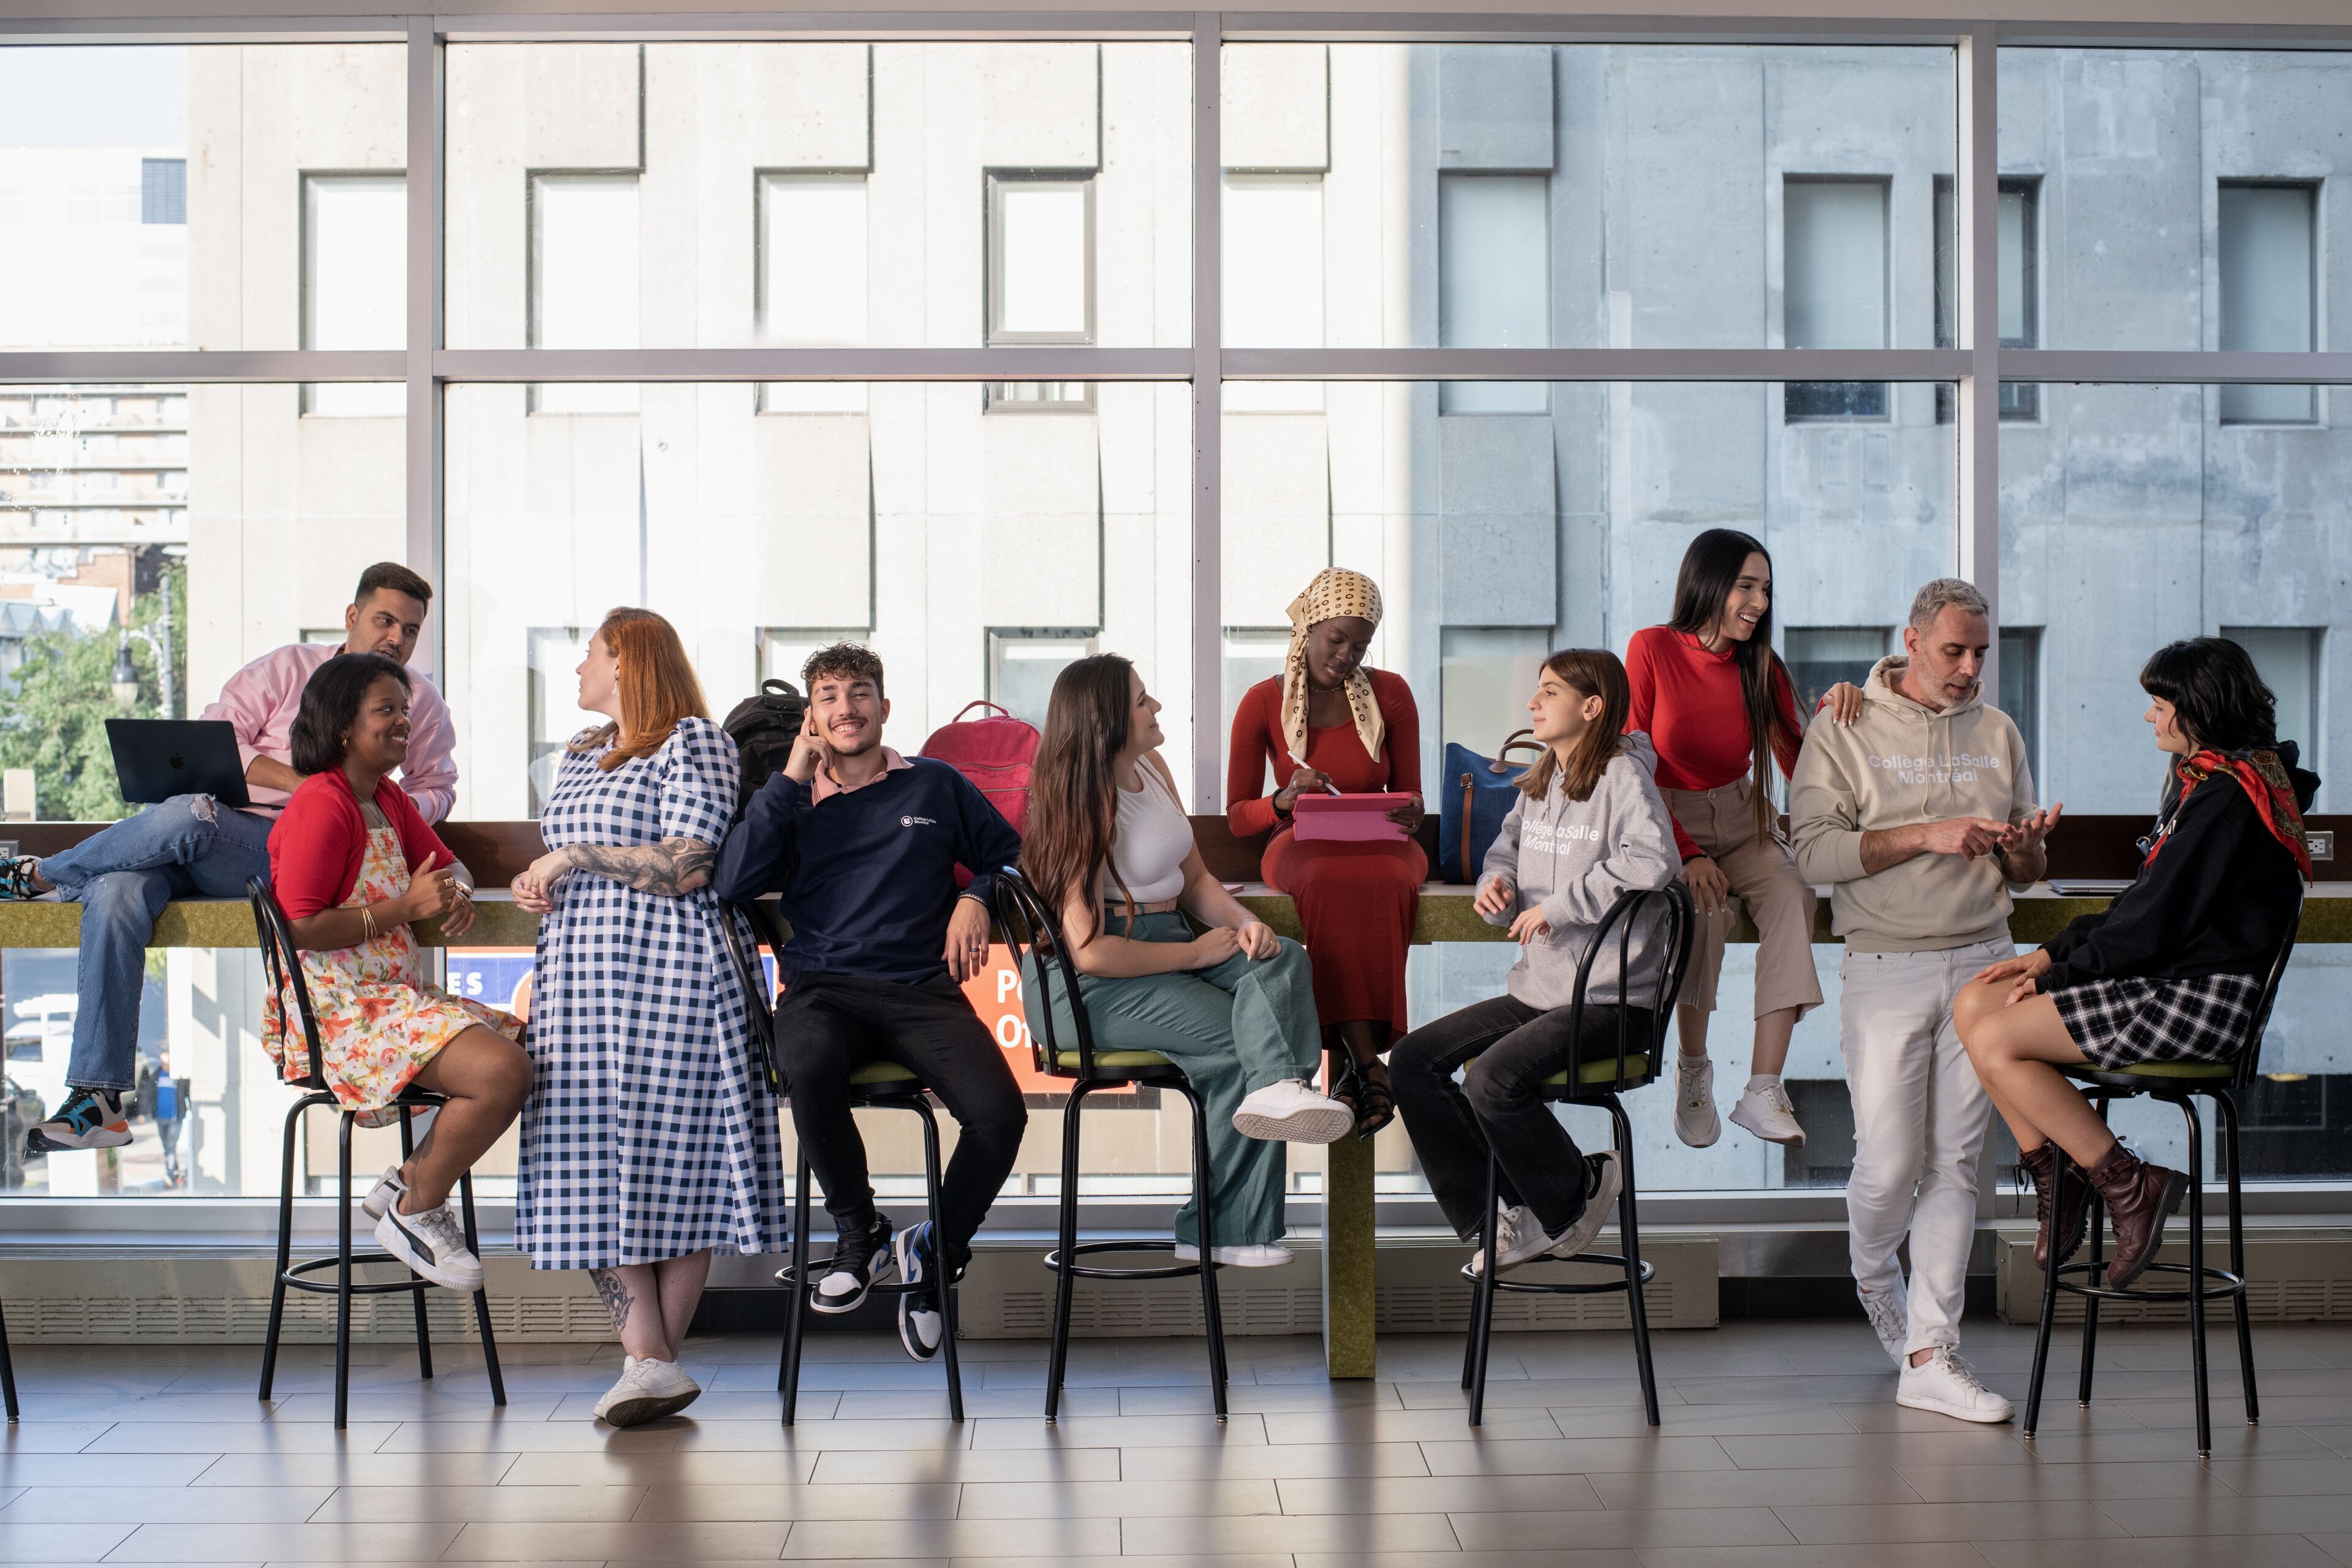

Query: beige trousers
[1664,778,1823,1022]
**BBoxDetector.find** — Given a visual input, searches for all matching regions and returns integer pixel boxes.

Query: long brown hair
[567,607,710,770]
[1518,649,1631,805]
[1667,527,1802,836]
[1021,654,1141,927]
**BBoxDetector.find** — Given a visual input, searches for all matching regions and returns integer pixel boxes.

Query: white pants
[1838,937,2005,1356]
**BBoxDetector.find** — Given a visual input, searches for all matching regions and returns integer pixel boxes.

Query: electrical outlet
[0,840,15,859]
[2310,829,2334,862]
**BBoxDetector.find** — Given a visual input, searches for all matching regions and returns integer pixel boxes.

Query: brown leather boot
[2018,1141,2093,1268]
[2083,1143,2188,1291]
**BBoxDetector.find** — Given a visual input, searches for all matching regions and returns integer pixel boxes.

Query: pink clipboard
[1291,791,1413,842]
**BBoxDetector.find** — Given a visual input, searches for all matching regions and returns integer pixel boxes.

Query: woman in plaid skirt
[1956,638,2315,1292]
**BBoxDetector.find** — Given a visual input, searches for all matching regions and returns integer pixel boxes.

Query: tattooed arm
[511,837,717,909]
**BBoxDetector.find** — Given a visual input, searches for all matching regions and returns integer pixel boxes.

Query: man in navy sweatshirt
[714,643,1025,1363]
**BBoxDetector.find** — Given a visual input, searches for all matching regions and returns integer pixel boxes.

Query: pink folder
[1291,791,1414,843]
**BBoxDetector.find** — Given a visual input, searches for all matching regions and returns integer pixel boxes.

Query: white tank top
[1104,764,1194,906]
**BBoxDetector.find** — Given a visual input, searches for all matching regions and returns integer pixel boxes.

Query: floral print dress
[263,804,519,1112]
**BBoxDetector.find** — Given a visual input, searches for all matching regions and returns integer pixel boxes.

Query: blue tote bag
[1438,729,1544,884]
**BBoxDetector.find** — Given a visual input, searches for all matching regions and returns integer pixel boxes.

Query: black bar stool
[990,869,1230,1423]
[1460,882,1696,1428]
[248,878,505,1430]
[717,900,965,1426]
[2024,888,2304,1458]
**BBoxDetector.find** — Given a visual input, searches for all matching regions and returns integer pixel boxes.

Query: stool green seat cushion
[850,1061,920,1087]
[1047,1048,1180,1072]
[1539,1052,1651,1090]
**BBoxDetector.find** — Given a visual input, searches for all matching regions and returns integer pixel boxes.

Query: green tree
[0,565,186,822]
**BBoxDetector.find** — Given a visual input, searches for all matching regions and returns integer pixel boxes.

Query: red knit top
[1226,668,1422,839]
[1624,625,1805,862]
[269,769,456,922]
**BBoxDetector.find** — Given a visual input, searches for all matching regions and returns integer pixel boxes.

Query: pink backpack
[919,700,1038,835]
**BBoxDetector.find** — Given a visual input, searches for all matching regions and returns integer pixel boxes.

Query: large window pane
[1999,48,2350,356]
[0,45,404,353]
[1221,380,1957,1194]
[447,43,1189,350]
[1,382,404,1197]
[1221,43,1952,351]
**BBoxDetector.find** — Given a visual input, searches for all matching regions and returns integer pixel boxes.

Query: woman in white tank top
[1020,655,1352,1268]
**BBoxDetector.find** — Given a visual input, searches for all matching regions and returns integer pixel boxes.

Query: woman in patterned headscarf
[1227,567,1426,1137]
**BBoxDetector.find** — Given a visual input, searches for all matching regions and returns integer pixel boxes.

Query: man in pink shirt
[2,562,457,1153]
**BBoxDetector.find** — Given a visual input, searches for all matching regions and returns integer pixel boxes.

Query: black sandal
[1351,1057,1396,1141]
[1326,1053,1362,1121]
[0,856,40,902]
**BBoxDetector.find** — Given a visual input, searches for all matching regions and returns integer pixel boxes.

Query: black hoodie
[2041,741,2318,993]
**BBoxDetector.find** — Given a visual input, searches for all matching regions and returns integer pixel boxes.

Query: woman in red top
[268,652,531,1294]
[1627,529,1824,1151]
[1228,568,1423,1138]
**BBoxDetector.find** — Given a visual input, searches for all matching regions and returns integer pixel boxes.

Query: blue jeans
[37,794,274,1093]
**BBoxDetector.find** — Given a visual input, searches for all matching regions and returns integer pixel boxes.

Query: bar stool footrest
[2050,1257,2246,1305]
[1468,1253,1655,1296]
[1044,1239,1210,1282]
[281,1252,439,1297]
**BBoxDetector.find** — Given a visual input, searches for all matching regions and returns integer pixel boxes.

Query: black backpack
[722,678,808,810]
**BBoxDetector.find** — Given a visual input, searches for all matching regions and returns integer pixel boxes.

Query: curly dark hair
[290,652,411,776]
[801,640,886,701]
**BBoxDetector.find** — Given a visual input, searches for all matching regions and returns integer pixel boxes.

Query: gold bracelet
[360,904,377,942]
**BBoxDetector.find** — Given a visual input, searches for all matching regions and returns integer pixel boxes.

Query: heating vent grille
[4,1292,614,1344]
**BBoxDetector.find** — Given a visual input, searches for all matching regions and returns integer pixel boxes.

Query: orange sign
[960,946,1132,1095]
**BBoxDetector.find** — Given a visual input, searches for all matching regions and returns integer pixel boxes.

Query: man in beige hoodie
[1790,578,2060,1425]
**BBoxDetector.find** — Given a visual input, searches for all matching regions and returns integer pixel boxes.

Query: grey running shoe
[27,1087,134,1153]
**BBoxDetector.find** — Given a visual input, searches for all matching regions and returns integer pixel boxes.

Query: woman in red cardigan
[1228,568,1423,1137]
[267,652,530,1295]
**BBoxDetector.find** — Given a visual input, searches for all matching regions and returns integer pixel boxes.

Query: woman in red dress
[1227,568,1424,1137]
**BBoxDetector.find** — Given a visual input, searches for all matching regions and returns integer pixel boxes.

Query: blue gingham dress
[515,716,785,1269]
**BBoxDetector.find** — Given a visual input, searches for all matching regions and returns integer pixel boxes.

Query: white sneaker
[1675,1057,1721,1148]
[1174,1242,1295,1268]
[1729,1080,1807,1147]
[1896,1346,2013,1425]
[373,1198,484,1292]
[1232,1079,1354,1145]
[592,1355,701,1427]
[1545,1152,1623,1262]
[1469,1204,1539,1277]
[1858,1278,1909,1367]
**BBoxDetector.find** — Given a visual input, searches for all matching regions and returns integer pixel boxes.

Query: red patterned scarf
[2147,748,2313,882]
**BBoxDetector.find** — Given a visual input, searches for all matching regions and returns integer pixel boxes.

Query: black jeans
[774,972,1028,1268]
[1390,994,1658,1241]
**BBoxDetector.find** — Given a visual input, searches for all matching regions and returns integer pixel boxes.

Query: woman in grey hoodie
[1390,649,1683,1271]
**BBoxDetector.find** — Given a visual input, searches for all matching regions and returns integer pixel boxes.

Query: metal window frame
[5,9,2352,1236]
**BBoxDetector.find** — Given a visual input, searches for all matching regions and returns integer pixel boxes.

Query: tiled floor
[4,1318,2350,1566]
